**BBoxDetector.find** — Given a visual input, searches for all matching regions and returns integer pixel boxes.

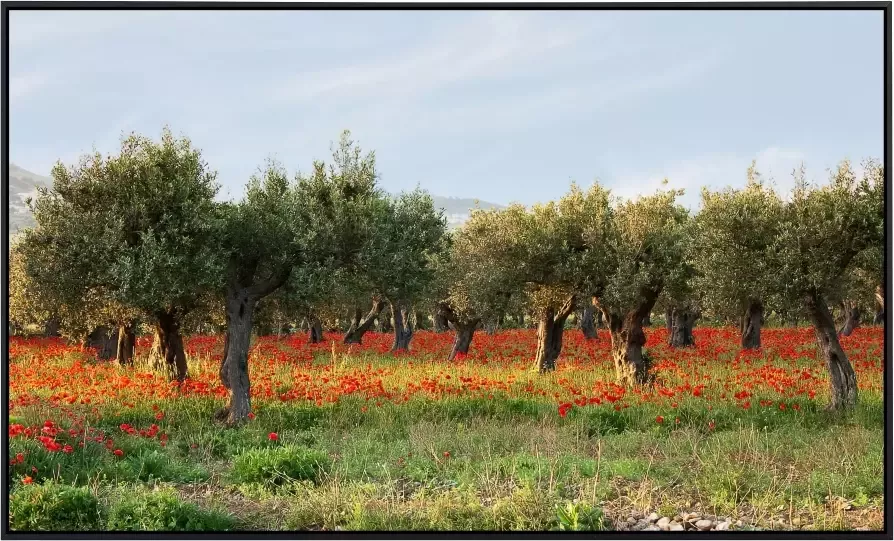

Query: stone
[627,517,638,525]
[630,522,649,532]
[715,521,730,531]
[644,525,661,531]
[695,519,713,530]
[669,523,685,531]
[657,517,671,529]
[647,512,660,523]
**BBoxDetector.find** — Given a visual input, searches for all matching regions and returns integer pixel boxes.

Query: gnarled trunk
[448,319,479,361]
[599,291,658,387]
[665,306,674,334]
[534,296,575,373]
[149,311,188,382]
[668,307,699,348]
[803,291,857,410]
[307,314,324,344]
[873,285,884,324]
[390,301,413,352]
[641,313,652,327]
[343,299,385,344]
[579,303,597,340]
[595,309,603,329]
[740,299,763,350]
[838,301,861,337]
[433,310,449,333]
[219,290,256,424]
[116,322,136,366]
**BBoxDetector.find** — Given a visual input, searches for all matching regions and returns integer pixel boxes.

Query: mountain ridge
[6,163,503,234]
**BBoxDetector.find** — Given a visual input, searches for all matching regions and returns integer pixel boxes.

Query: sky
[7,9,885,208]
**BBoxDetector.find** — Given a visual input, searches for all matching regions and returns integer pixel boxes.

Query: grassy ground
[7,326,885,531]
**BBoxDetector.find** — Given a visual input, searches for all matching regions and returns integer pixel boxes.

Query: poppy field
[7,325,885,531]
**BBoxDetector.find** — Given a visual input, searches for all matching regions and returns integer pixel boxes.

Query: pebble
[647,512,660,523]
[669,523,685,531]
[695,519,714,530]
[657,517,671,529]
[644,525,661,531]
[715,521,730,531]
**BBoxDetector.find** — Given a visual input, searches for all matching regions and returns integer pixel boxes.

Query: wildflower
[113,449,124,457]
[268,432,279,441]
[558,403,573,418]
[443,451,451,458]
[22,476,33,485]
[247,412,256,420]
[656,415,664,424]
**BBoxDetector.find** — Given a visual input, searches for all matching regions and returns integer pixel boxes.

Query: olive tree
[18,128,220,379]
[343,190,447,352]
[775,159,883,410]
[433,211,520,360]
[591,186,690,386]
[692,164,784,349]
[217,133,380,424]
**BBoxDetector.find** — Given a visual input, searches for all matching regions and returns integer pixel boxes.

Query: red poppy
[268,432,279,441]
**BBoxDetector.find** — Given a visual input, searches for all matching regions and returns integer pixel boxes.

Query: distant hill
[428,195,505,229]
[5,163,504,236]
[8,163,52,235]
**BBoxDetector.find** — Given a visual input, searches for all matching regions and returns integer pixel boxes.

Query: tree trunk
[641,313,652,327]
[803,291,858,410]
[665,306,674,334]
[595,309,603,329]
[343,299,385,344]
[448,320,479,361]
[86,326,117,360]
[838,301,861,337]
[668,308,698,348]
[873,285,884,324]
[534,296,575,373]
[219,290,257,424]
[390,301,414,352]
[116,322,136,366]
[307,314,324,344]
[43,318,61,337]
[579,304,597,340]
[598,291,658,387]
[150,311,188,382]
[485,321,498,335]
[740,299,763,350]
[377,306,393,333]
[433,310,449,333]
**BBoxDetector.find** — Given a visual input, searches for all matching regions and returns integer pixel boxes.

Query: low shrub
[105,488,234,531]
[231,445,331,486]
[9,481,102,531]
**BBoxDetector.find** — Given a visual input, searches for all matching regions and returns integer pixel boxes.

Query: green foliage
[231,445,331,486]
[358,188,448,306]
[105,487,234,531]
[594,186,690,313]
[554,501,607,531]
[693,163,784,320]
[19,127,221,323]
[775,160,883,304]
[9,481,102,531]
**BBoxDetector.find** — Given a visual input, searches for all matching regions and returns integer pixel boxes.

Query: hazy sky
[8,9,884,207]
